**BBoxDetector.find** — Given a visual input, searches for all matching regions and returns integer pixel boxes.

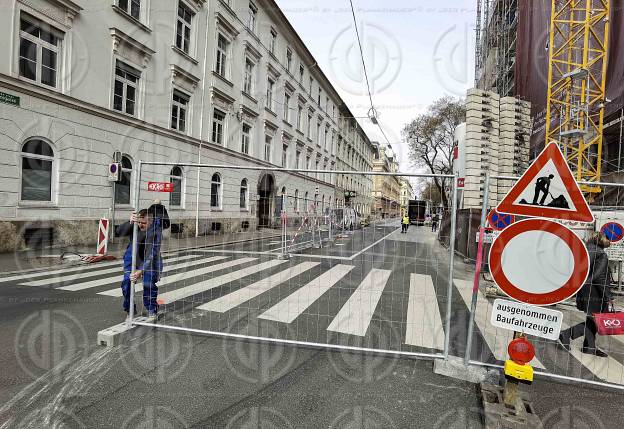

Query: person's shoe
[581,347,608,358]
[558,333,571,351]
[145,312,158,323]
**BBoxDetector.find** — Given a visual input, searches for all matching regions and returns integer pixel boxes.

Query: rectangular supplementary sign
[147,182,173,192]
[490,298,563,340]
[0,91,19,106]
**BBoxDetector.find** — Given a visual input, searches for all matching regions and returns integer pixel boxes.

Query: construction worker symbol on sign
[520,174,569,209]
[496,142,593,223]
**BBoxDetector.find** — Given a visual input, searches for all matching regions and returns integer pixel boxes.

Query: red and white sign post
[97,218,109,255]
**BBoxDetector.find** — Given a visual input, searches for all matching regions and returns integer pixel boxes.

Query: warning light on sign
[508,337,535,365]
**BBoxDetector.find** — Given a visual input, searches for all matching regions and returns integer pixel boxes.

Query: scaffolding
[545,0,611,194]
[475,0,518,97]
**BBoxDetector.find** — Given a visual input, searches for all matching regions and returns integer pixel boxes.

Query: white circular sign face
[489,218,590,305]
[501,230,575,294]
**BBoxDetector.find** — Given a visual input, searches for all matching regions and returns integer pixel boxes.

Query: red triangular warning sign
[496,142,594,222]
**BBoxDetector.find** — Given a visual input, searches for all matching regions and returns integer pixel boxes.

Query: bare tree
[402,97,465,208]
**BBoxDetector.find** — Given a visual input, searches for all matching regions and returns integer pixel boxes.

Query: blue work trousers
[121,273,159,314]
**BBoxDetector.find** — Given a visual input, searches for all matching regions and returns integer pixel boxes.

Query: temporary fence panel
[464,175,624,390]
[123,162,461,360]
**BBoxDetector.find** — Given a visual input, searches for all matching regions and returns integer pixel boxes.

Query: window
[325,97,330,112]
[306,155,311,171]
[115,155,133,204]
[210,173,221,208]
[295,150,301,169]
[299,64,304,83]
[264,135,272,162]
[212,109,225,144]
[324,127,329,150]
[304,191,309,212]
[215,34,229,77]
[282,144,288,167]
[297,105,303,130]
[286,48,292,72]
[240,179,248,209]
[266,77,275,111]
[19,14,63,88]
[318,89,322,106]
[316,121,321,145]
[308,77,313,94]
[241,123,251,154]
[315,160,320,178]
[247,2,257,32]
[176,2,193,54]
[283,92,290,122]
[21,139,54,202]
[294,189,299,211]
[118,0,140,19]
[171,90,189,132]
[307,114,312,139]
[243,58,255,94]
[170,166,183,207]
[270,28,277,55]
[113,60,140,116]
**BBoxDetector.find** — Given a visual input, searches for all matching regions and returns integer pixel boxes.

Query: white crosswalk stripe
[0,253,187,284]
[455,279,545,368]
[197,261,320,313]
[19,255,207,289]
[405,274,445,350]
[326,269,392,336]
[158,259,287,304]
[56,256,230,292]
[98,257,256,297]
[258,264,354,324]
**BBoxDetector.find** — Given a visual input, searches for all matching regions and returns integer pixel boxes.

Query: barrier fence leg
[127,161,142,327]
[443,174,459,359]
[464,172,490,365]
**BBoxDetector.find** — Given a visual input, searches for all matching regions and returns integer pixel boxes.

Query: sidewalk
[0,228,281,273]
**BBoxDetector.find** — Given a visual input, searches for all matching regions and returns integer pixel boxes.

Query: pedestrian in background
[401,214,409,233]
[559,231,613,357]
[431,213,439,232]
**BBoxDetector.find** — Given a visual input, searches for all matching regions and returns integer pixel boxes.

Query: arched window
[304,191,309,213]
[114,155,133,204]
[21,139,54,202]
[170,166,183,207]
[211,173,221,208]
[294,189,299,212]
[240,179,248,209]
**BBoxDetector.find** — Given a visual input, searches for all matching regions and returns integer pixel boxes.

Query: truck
[408,200,427,226]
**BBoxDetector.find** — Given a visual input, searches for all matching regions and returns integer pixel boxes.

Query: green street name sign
[0,92,20,107]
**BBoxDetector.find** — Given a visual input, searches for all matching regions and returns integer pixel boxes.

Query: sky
[275,0,476,173]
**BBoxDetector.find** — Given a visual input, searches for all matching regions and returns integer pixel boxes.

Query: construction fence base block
[96,317,151,347]
[434,356,500,384]
[479,383,541,429]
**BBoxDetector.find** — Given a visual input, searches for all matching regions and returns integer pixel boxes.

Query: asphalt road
[1,220,623,428]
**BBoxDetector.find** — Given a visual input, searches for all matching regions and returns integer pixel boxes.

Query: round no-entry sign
[489,218,590,306]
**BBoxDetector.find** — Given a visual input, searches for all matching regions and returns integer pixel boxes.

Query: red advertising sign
[147,182,173,192]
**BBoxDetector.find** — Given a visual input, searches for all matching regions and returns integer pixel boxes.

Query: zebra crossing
[4,251,624,386]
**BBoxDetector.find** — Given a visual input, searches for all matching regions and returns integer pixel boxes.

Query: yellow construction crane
[545,0,611,195]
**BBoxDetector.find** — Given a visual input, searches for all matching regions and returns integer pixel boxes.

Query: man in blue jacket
[117,202,169,322]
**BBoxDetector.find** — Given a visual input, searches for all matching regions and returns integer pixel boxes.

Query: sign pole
[443,174,459,359]
[128,160,142,327]
[464,172,490,365]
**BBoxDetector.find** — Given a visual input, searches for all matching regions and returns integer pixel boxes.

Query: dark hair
[147,203,170,229]
[137,209,148,217]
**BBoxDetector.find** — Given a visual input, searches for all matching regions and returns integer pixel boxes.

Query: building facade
[399,178,413,215]
[0,0,375,251]
[371,143,400,219]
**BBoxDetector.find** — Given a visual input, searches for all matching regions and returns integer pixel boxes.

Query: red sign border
[496,142,594,223]
[489,218,590,306]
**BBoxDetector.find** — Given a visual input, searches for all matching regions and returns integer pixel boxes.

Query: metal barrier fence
[464,174,624,390]
[124,162,461,361]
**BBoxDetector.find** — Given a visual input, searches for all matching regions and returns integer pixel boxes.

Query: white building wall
[0,0,376,249]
